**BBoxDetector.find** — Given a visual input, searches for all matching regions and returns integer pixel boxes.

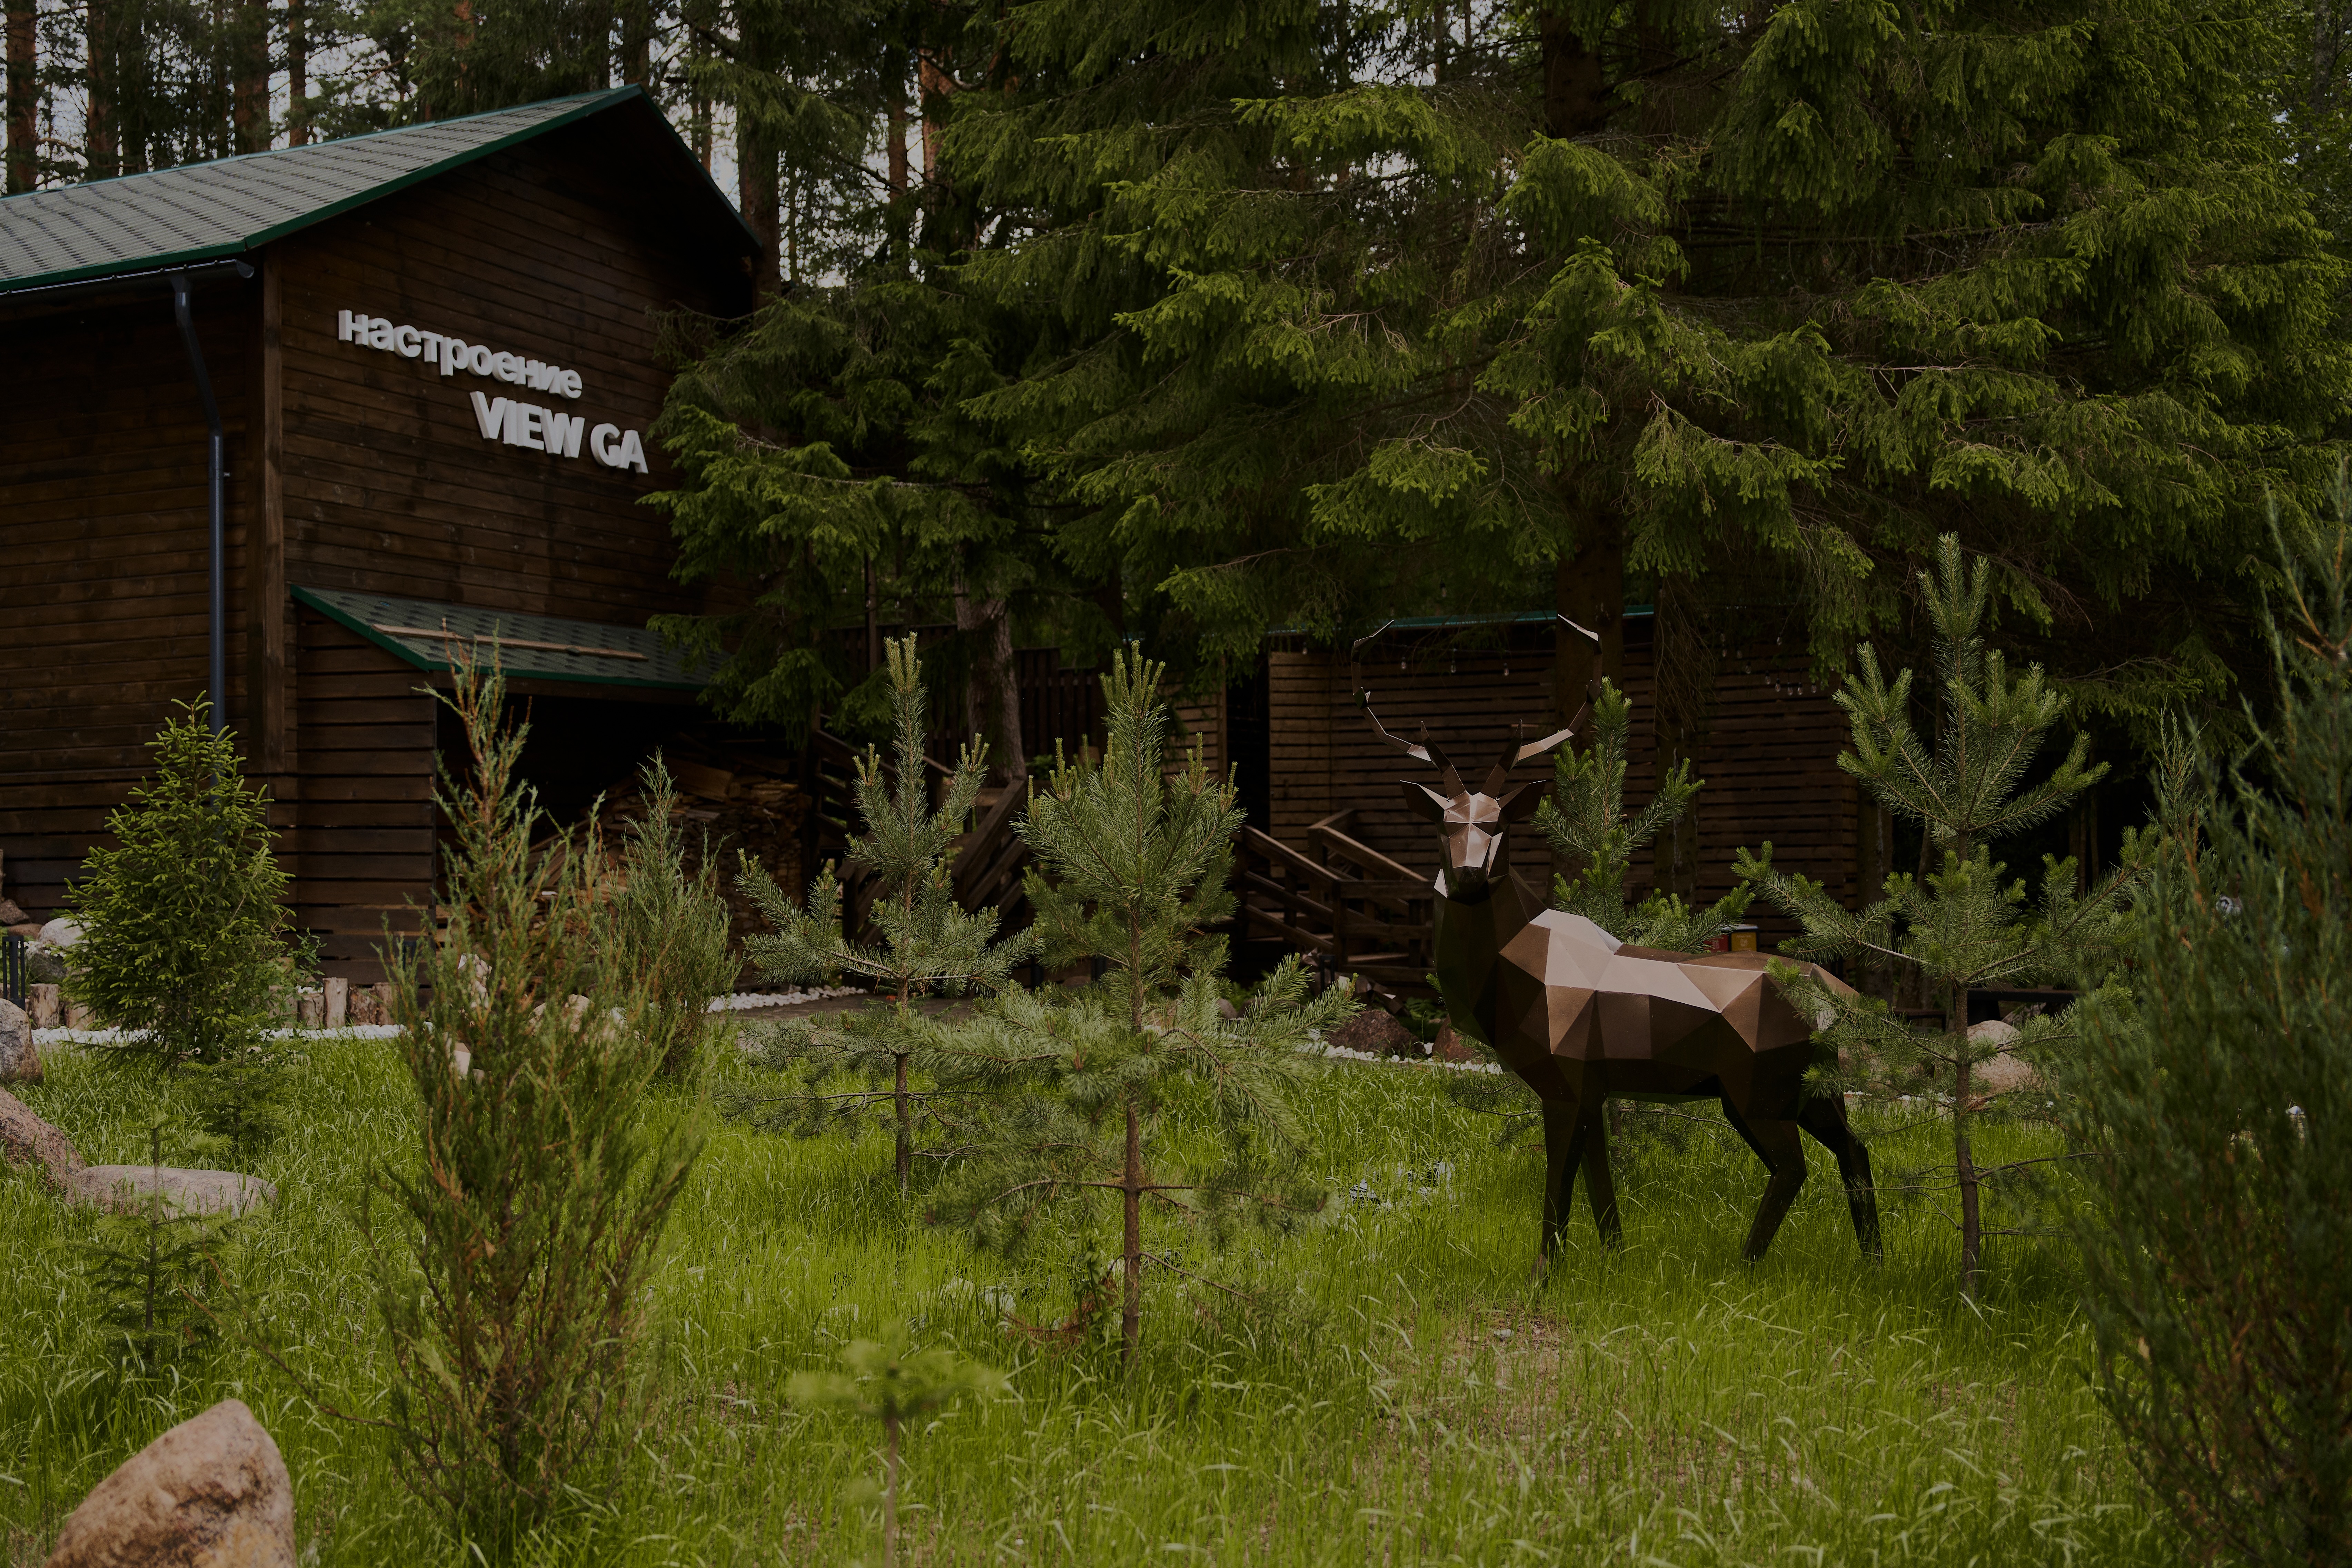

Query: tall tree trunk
[233,0,267,151]
[737,120,780,296]
[286,0,307,145]
[4,0,32,193]
[87,0,115,180]
[954,580,1026,785]
[1651,577,1710,900]
[618,0,650,83]
[916,49,953,183]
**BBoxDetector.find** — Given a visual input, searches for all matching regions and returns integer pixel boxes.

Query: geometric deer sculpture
[1376,707,1883,1268]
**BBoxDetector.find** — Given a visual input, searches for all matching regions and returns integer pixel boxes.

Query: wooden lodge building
[0,86,1879,990]
[0,88,758,981]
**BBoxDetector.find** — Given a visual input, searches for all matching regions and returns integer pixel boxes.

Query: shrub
[2076,509,2352,1564]
[366,652,701,1544]
[68,700,303,1068]
[608,756,738,1082]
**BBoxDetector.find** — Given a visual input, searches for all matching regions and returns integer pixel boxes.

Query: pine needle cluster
[737,637,1031,1191]
[1737,536,2158,1298]
[1537,678,1751,951]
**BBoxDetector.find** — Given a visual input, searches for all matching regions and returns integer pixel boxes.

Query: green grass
[1,1040,2169,1565]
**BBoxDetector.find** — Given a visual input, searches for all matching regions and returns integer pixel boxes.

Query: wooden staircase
[1233,808,1438,998]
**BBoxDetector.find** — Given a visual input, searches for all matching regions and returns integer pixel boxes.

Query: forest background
[12,0,2352,806]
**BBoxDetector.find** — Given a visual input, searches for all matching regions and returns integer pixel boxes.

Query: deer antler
[1364,698,1463,794]
[1482,712,1587,795]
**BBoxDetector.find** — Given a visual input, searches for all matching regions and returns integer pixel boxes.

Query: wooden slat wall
[272,140,727,618]
[292,612,435,982]
[0,289,266,918]
[1266,637,1857,945]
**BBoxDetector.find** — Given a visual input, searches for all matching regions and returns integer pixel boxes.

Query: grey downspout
[169,270,227,740]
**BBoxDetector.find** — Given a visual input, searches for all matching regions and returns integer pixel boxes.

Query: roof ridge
[14,87,639,202]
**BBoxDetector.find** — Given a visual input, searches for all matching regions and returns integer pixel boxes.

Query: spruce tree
[1735,536,2159,1299]
[69,699,302,1071]
[934,649,1349,1362]
[75,1119,229,1373]
[2075,498,2352,1565]
[735,636,1030,1191]
[1537,677,1751,951]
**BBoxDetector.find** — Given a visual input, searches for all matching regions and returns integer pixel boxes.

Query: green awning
[293,586,711,692]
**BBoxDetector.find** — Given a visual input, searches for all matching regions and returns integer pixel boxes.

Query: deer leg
[1537,1097,1588,1275]
[1721,1101,1807,1263]
[1579,1102,1622,1247]
[1798,1094,1882,1259]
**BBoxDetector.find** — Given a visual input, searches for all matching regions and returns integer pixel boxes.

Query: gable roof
[0,87,756,296]
[293,586,715,692]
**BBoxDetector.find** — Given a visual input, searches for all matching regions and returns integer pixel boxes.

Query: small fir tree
[76,1119,227,1373]
[935,649,1349,1362]
[787,1328,1008,1568]
[1538,678,1752,951]
[608,756,739,1083]
[69,699,303,1069]
[185,1041,291,1168]
[2075,504,2352,1566]
[366,651,701,1542]
[737,637,1031,1191]
[1736,536,2156,1299]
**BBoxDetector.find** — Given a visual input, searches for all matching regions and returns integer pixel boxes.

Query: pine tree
[933,649,1349,1362]
[75,1120,227,1373]
[2075,494,2352,1565]
[1537,677,1751,951]
[786,1328,1006,1568]
[367,651,700,1541]
[68,699,302,1071]
[607,756,738,1083]
[1735,536,2159,1299]
[735,636,1030,1191]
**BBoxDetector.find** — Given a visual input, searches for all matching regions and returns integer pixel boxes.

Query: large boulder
[0,1086,83,1181]
[0,997,36,1084]
[43,1398,295,1568]
[37,917,82,949]
[64,1167,277,1219]
[26,945,68,985]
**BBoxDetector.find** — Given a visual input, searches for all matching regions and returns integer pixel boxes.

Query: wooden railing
[1232,813,1437,998]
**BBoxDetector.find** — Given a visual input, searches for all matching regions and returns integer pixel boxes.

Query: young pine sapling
[788,1329,1007,1568]
[608,756,738,1082]
[937,649,1349,1361]
[738,637,1030,1191]
[1736,535,2156,1300]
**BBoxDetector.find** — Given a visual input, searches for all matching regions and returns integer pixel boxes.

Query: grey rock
[26,945,67,985]
[37,916,82,949]
[0,997,36,1083]
[43,1397,295,1568]
[65,1166,277,1218]
[0,1085,84,1180]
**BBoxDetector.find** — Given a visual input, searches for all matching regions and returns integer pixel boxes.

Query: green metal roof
[293,586,713,692]
[0,87,750,295]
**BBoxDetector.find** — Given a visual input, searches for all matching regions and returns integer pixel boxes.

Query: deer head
[1372,712,1579,903]
[1355,614,1598,904]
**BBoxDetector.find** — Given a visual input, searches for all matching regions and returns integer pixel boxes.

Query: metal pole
[170,271,226,738]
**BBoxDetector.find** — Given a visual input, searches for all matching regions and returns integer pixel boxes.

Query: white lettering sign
[337,309,584,398]
[340,309,647,474]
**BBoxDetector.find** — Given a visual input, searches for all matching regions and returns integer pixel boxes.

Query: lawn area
[1,1036,2169,1566]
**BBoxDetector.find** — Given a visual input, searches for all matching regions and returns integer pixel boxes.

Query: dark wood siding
[292,611,436,983]
[0,285,266,917]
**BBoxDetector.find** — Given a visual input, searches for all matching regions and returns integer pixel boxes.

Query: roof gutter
[0,255,252,302]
